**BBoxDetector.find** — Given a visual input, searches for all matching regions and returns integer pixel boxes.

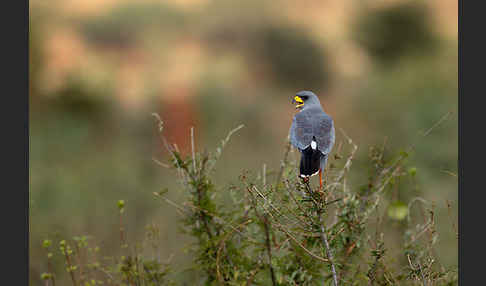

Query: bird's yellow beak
[292,96,304,109]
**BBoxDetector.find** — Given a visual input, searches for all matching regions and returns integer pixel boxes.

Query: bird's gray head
[292,91,322,110]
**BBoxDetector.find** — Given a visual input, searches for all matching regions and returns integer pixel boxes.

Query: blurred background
[29,0,457,284]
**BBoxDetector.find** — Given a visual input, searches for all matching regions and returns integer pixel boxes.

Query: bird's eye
[301,96,308,101]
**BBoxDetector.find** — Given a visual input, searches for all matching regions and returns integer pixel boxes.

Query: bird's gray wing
[290,110,314,150]
[313,113,335,155]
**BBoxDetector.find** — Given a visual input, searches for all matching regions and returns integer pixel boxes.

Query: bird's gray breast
[290,107,335,154]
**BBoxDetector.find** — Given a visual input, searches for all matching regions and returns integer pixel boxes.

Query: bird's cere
[293,96,305,109]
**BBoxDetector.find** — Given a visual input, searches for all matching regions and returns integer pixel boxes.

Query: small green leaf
[117,200,125,210]
[42,239,52,249]
[399,150,409,158]
[387,201,408,220]
[41,273,51,280]
[408,167,417,176]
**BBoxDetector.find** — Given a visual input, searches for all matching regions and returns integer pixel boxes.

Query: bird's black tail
[299,145,322,178]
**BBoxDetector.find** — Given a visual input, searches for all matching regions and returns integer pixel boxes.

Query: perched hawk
[290,91,335,188]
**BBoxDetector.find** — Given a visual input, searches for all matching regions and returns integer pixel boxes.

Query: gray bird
[289,91,335,188]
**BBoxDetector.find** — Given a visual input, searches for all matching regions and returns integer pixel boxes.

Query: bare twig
[250,186,293,223]
[156,195,190,218]
[45,247,56,286]
[362,163,404,223]
[441,169,457,177]
[331,129,358,187]
[407,197,430,223]
[263,215,277,286]
[119,211,125,247]
[208,124,244,173]
[74,244,86,285]
[151,113,189,186]
[152,157,170,168]
[407,111,454,153]
[319,211,339,286]
[303,181,339,286]
[182,201,260,244]
[275,221,330,263]
[64,249,78,286]
[248,189,280,286]
[191,127,196,173]
[263,163,267,187]
[421,111,453,138]
[275,139,292,187]
[446,200,458,239]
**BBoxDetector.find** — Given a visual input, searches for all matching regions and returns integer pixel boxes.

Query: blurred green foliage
[257,26,330,91]
[353,1,437,65]
[49,76,115,120]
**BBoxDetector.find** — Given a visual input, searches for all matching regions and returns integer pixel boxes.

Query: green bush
[38,120,457,285]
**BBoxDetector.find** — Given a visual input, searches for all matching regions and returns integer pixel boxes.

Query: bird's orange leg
[319,168,323,190]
